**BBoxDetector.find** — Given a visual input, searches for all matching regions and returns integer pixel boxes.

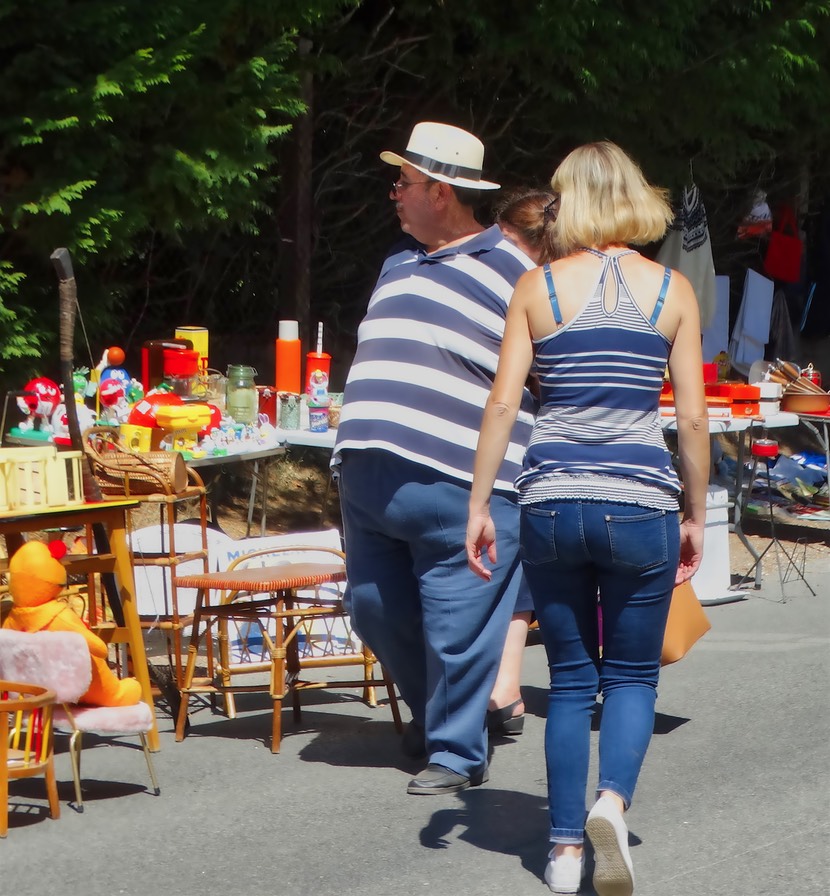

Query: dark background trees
[1,0,828,393]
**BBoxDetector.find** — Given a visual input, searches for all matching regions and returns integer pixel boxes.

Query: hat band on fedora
[403,151,481,181]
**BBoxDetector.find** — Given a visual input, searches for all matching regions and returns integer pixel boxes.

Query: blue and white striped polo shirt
[332,225,535,493]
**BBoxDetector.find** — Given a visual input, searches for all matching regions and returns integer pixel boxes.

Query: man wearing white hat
[332,122,535,795]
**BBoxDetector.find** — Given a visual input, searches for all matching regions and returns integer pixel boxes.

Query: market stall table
[275,414,803,602]
[279,428,338,450]
[274,428,339,523]
[188,443,286,536]
[662,411,799,599]
[791,410,830,484]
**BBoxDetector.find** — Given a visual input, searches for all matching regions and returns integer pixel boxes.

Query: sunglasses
[390,179,432,196]
[543,194,561,222]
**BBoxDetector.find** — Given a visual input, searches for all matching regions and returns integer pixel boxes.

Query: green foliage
[0,262,40,360]
[0,0,827,388]
[306,0,830,341]
[0,0,352,383]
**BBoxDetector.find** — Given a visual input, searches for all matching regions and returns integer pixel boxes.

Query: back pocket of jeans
[605,509,667,572]
[519,506,558,566]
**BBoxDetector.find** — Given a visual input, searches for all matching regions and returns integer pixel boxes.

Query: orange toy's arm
[53,604,109,659]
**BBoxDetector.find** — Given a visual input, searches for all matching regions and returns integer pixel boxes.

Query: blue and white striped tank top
[515,249,681,510]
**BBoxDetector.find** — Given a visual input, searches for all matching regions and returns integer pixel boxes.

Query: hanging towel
[656,184,717,328]
[728,269,774,375]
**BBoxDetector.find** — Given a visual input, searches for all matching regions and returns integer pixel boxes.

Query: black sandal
[486,698,525,736]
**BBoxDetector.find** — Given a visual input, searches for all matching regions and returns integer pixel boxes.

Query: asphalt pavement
[3,554,829,896]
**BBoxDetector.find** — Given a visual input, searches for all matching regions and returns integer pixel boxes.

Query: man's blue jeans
[520,500,680,843]
[339,449,522,779]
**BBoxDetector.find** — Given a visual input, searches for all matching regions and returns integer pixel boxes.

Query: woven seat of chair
[173,562,345,593]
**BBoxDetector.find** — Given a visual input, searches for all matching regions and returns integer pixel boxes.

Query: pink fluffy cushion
[0,629,90,702]
[54,701,154,734]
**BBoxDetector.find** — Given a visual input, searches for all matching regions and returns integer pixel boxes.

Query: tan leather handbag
[661,581,711,666]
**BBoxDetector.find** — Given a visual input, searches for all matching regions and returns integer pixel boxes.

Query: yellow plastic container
[153,404,213,431]
[153,404,213,454]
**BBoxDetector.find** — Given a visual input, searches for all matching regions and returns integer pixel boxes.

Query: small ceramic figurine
[307,369,330,407]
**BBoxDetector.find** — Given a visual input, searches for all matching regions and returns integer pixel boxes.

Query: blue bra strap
[650,267,672,326]
[543,264,563,325]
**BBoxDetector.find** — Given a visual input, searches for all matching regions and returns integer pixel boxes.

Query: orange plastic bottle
[275,320,302,394]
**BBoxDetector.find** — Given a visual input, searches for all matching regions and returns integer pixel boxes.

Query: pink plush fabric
[0,629,153,735]
[53,702,154,734]
[0,628,90,702]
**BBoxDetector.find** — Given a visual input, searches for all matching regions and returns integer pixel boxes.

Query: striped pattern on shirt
[333,225,535,493]
[516,253,681,509]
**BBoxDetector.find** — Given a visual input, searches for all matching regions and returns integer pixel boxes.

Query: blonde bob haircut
[550,141,673,256]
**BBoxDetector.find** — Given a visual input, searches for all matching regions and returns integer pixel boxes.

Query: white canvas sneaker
[585,796,635,896]
[544,849,585,894]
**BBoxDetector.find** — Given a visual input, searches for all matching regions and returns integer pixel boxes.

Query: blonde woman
[467,142,709,895]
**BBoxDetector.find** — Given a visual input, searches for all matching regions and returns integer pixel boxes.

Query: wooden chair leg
[362,645,378,707]
[175,643,199,742]
[216,617,236,719]
[269,595,288,753]
[383,666,403,733]
[175,589,205,741]
[283,605,303,723]
[270,645,287,754]
[171,624,184,691]
[1,761,8,838]
[271,696,283,754]
[44,755,60,820]
[165,501,187,689]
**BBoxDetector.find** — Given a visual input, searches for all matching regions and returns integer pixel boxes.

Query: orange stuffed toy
[3,540,142,706]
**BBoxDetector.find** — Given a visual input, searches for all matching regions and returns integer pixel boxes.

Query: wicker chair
[174,530,402,752]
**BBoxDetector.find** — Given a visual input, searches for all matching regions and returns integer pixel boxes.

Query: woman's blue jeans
[520,500,679,844]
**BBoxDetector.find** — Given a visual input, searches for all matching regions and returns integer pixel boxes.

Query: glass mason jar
[225,364,258,424]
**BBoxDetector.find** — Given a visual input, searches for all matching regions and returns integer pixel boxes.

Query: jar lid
[227,364,257,378]
[163,348,200,376]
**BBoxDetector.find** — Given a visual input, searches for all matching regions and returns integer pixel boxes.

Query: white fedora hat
[380,121,500,191]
